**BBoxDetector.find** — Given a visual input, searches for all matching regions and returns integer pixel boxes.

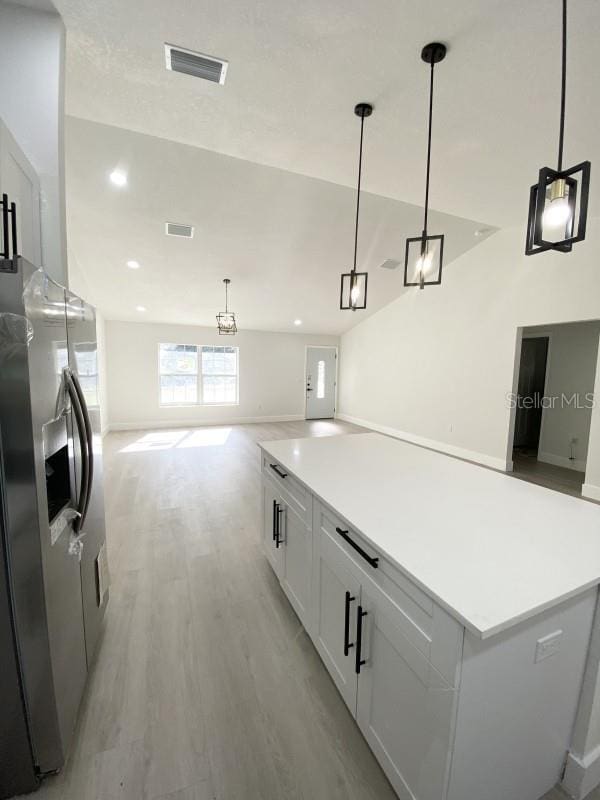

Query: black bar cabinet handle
[10,202,17,257]
[1,194,8,258]
[355,606,367,674]
[272,499,278,541]
[335,527,379,569]
[270,463,288,479]
[344,591,355,656]
[275,503,284,548]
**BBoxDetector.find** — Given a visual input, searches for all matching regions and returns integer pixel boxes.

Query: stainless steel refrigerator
[0,254,108,796]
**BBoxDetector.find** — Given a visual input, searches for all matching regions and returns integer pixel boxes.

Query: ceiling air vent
[164,43,228,85]
[165,222,194,239]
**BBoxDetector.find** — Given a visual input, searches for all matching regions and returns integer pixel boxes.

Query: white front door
[305,347,336,419]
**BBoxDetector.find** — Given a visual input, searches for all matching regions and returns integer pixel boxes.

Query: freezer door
[0,260,88,772]
[65,291,108,664]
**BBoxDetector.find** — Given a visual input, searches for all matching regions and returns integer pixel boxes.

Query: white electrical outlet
[535,629,563,663]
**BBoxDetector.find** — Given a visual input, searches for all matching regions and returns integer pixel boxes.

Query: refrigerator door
[0,434,38,797]
[0,259,88,773]
[65,292,108,664]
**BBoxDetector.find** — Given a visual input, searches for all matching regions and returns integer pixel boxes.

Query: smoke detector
[164,44,228,85]
[165,222,194,239]
[379,259,401,270]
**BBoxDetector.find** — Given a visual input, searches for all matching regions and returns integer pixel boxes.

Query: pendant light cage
[525,0,591,255]
[216,278,237,335]
[404,42,446,289]
[340,102,373,311]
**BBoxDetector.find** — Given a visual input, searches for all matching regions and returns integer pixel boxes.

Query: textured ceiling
[65,117,493,334]
[55,0,600,228]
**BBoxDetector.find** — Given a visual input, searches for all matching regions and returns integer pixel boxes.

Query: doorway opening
[509,321,600,498]
[305,346,337,420]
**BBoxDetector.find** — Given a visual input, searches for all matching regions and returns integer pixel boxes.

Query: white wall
[338,218,600,478]
[0,1,67,284]
[530,322,600,472]
[104,320,338,430]
[95,311,109,436]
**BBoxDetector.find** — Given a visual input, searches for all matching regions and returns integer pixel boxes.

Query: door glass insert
[317,360,325,399]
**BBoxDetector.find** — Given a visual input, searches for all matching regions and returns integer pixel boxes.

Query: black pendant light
[525,0,590,255]
[404,42,446,290]
[340,102,373,311]
[216,278,237,335]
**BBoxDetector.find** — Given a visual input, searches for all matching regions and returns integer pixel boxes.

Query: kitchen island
[259,432,600,800]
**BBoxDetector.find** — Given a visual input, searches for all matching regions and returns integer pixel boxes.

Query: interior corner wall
[104,320,338,431]
[583,338,600,502]
[0,2,67,286]
[535,322,600,472]
[95,311,109,437]
[337,218,600,473]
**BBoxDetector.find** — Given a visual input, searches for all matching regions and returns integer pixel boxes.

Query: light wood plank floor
[27,420,598,800]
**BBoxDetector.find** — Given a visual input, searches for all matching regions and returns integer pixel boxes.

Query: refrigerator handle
[69,370,94,526]
[64,370,89,534]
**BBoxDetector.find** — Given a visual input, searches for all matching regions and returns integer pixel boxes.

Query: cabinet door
[0,119,42,266]
[312,523,360,712]
[356,583,457,800]
[262,478,283,578]
[279,501,312,630]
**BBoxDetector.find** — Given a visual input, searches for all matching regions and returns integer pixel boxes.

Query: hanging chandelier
[404,42,446,290]
[525,0,590,255]
[340,102,373,311]
[216,278,237,335]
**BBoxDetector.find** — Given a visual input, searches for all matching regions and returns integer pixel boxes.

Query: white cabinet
[312,523,361,712]
[260,450,596,800]
[0,119,42,265]
[279,501,312,627]
[261,474,312,631]
[262,477,283,577]
[356,580,457,800]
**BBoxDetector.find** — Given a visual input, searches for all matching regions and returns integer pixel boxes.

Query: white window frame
[158,343,239,407]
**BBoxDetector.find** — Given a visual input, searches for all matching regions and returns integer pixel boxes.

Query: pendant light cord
[353,113,365,272]
[557,0,567,171]
[423,57,435,235]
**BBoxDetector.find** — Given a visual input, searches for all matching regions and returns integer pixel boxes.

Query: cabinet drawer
[262,453,312,528]
[315,501,463,687]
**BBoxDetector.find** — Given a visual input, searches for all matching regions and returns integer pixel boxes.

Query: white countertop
[260,432,600,639]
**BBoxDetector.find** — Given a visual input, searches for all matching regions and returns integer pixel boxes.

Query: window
[159,344,238,406]
[317,360,325,399]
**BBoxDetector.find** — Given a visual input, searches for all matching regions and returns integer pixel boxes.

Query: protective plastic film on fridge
[0,256,108,797]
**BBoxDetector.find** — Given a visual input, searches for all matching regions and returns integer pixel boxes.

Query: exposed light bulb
[350,282,360,305]
[416,251,433,277]
[543,196,571,228]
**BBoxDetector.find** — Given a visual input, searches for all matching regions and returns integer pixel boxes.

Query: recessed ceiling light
[109,169,127,187]
[127,260,140,269]
[294,319,302,326]
[136,305,146,312]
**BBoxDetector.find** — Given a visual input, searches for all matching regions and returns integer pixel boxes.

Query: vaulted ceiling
[56,0,600,332]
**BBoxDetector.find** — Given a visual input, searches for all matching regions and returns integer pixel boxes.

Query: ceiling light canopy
[109,169,127,187]
[525,0,591,256]
[216,278,237,335]
[136,305,146,312]
[404,42,447,290]
[340,102,373,311]
[126,260,140,269]
[294,319,302,326]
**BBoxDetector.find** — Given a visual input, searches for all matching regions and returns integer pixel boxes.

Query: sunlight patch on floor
[120,427,232,453]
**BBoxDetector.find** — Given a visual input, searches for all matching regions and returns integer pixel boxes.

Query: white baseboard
[563,744,600,799]
[582,483,600,503]
[336,413,509,471]
[106,414,304,433]
[538,450,586,472]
